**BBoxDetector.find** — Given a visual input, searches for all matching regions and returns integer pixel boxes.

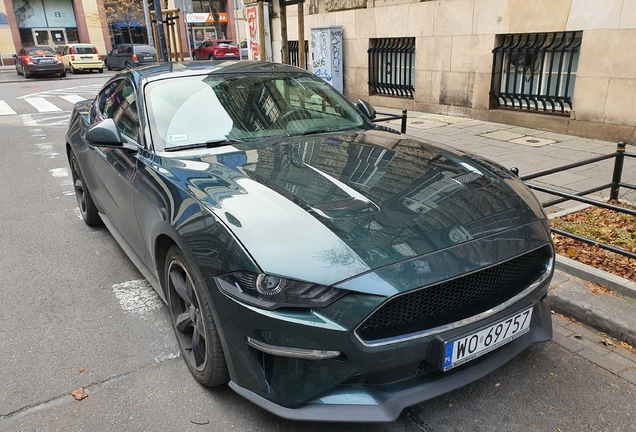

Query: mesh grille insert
[356,247,549,342]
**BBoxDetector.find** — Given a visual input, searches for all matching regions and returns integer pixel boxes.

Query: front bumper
[209,251,553,421]
[229,297,552,422]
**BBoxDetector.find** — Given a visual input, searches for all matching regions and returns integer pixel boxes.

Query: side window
[107,81,140,143]
[94,80,121,119]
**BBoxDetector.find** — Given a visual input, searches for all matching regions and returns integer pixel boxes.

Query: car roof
[127,61,309,84]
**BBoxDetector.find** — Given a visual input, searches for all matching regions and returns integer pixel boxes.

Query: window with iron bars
[490,31,582,114]
[287,41,309,70]
[368,38,415,99]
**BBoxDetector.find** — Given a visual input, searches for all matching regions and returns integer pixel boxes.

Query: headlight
[215,272,345,310]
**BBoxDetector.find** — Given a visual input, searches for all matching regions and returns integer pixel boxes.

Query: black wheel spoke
[170,269,191,305]
[192,326,206,366]
[195,312,206,341]
[175,311,192,332]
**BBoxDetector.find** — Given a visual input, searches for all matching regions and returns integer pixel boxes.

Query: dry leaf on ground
[71,387,88,401]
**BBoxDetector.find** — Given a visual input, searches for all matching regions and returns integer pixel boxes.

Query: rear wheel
[98,67,104,73]
[208,54,214,60]
[166,246,229,387]
[70,65,77,74]
[23,68,31,79]
[124,61,132,70]
[69,152,101,226]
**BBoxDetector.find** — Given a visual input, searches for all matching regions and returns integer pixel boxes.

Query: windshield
[145,72,368,151]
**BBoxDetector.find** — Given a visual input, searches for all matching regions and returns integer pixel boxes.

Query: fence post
[610,141,626,200]
[401,109,407,134]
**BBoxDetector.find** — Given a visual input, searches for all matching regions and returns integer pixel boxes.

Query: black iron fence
[518,142,636,260]
[371,109,408,134]
[288,40,309,70]
[368,37,415,99]
[490,31,582,114]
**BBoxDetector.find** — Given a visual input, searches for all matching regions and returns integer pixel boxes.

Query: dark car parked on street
[65,61,554,422]
[104,44,158,70]
[13,46,65,78]
[192,40,240,60]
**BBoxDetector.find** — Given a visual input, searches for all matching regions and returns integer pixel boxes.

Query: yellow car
[61,44,104,74]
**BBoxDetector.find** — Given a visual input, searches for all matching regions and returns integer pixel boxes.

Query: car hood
[161,129,548,287]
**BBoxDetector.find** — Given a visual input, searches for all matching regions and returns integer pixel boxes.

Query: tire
[69,152,101,226]
[165,246,229,387]
[23,68,31,79]
[106,60,112,71]
[16,67,22,76]
[124,61,132,70]
[208,54,214,60]
[60,71,66,78]
[70,65,77,74]
[98,67,104,73]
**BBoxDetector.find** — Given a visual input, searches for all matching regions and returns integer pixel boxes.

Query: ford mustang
[65,61,554,422]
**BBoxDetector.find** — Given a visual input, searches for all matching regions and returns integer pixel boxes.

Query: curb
[555,255,636,300]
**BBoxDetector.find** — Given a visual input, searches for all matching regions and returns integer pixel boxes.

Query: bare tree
[101,0,146,44]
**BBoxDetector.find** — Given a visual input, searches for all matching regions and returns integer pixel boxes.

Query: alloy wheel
[168,259,208,371]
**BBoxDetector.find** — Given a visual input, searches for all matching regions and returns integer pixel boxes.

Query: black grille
[356,247,549,342]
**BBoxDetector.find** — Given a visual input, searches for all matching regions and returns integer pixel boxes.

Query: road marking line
[0,100,17,116]
[50,167,70,177]
[24,97,62,112]
[113,280,163,315]
[60,95,88,105]
[20,114,37,126]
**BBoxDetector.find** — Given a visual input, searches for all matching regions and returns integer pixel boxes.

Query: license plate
[81,56,92,61]
[144,56,152,60]
[442,307,533,371]
[39,59,52,63]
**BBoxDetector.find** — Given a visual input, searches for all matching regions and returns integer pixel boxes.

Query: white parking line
[24,97,63,113]
[0,100,17,116]
[60,95,88,105]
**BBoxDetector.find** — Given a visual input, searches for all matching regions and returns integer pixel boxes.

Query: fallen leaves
[550,201,636,283]
[584,282,615,296]
[71,387,88,401]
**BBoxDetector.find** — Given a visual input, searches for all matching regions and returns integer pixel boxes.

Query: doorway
[32,28,68,49]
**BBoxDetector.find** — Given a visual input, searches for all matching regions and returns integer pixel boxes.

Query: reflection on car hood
[161,129,548,286]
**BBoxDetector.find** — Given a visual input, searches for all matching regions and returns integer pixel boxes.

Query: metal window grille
[368,38,415,99]
[490,31,582,114]
[287,40,309,70]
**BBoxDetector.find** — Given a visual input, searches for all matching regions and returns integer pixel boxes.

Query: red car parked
[192,40,240,60]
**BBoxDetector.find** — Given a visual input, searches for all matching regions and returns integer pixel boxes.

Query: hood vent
[452,171,483,184]
[313,199,370,211]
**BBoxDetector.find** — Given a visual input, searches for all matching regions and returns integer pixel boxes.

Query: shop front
[12,0,80,48]
[186,12,228,49]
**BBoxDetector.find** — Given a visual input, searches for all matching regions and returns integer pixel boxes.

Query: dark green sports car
[65,61,554,422]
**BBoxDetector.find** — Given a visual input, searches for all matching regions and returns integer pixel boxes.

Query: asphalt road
[0,74,634,432]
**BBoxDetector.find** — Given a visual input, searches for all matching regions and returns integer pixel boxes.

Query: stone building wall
[270,0,636,143]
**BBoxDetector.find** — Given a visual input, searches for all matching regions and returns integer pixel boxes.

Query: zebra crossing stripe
[20,114,38,126]
[24,97,63,113]
[0,101,17,116]
[60,95,88,105]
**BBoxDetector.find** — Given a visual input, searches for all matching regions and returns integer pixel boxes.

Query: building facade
[269,0,636,144]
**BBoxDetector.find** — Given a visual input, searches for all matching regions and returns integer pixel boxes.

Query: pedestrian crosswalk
[1,84,103,126]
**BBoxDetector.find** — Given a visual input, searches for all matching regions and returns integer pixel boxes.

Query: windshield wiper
[164,139,243,152]
[287,126,352,137]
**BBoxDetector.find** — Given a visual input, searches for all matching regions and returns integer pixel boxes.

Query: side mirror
[12,54,17,58]
[356,99,376,120]
[86,118,137,150]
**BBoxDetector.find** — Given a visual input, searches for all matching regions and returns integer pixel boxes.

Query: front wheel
[70,152,101,225]
[60,71,66,78]
[165,246,229,387]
